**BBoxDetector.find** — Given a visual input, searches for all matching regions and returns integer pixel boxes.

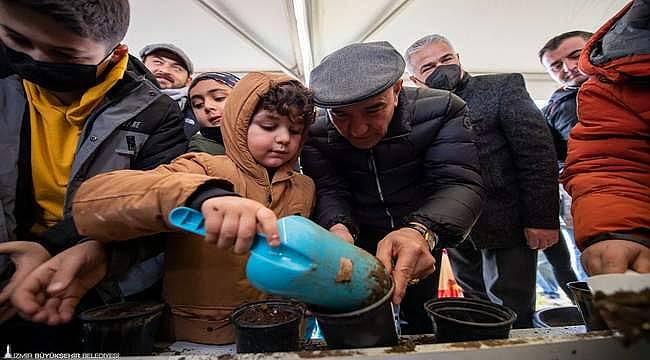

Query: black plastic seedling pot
[310,281,398,349]
[231,300,304,353]
[424,297,516,343]
[567,281,609,331]
[79,301,164,355]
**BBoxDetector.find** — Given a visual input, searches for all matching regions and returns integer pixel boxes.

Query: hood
[580,1,650,82]
[221,72,306,186]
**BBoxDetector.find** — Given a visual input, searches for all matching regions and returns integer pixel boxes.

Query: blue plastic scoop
[168,207,391,312]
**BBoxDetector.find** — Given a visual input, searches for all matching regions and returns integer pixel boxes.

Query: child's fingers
[203,208,224,245]
[256,207,280,246]
[233,213,257,254]
[218,212,240,249]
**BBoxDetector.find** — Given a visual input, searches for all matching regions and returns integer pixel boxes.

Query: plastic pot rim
[78,301,165,322]
[309,280,394,318]
[231,300,304,329]
[424,298,517,328]
[567,281,590,292]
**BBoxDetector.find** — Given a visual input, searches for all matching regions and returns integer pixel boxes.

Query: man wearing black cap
[405,34,560,328]
[302,41,484,334]
[141,43,198,138]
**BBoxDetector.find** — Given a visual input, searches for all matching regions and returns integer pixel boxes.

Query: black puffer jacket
[542,86,579,162]
[301,87,484,248]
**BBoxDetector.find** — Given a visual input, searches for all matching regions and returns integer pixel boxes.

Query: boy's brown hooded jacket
[73,72,315,344]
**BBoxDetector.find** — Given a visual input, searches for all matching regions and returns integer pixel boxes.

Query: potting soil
[237,303,299,326]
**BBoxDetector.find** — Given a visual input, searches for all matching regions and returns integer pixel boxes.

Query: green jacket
[188,127,225,155]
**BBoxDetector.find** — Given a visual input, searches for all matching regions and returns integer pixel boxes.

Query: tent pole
[357,0,414,43]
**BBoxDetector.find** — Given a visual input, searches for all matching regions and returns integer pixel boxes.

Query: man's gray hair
[404,34,455,74]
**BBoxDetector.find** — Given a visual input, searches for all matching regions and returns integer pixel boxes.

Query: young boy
[69,72,315,344]
[187,72,240,155]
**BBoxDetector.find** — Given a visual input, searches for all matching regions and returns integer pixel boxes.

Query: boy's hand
[12,240,107,326]
[201,196,280,254]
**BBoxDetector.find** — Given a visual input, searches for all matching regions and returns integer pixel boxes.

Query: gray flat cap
[310,41,405,108]
[140,43,194,74]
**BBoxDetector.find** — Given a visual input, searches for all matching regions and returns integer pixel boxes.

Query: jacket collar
[548,86,579,103]
[70,58,162,180]
[199,126,224,143]
[455,72,472,93]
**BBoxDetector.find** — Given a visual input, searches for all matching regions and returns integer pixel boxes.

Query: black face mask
[1,43,112,92]
[424,64,462,91]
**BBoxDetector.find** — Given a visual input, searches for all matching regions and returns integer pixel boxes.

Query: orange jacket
[73,73,315,344]
[561,1,650,250]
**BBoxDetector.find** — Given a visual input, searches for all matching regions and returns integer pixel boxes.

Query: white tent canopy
[124,0,627,101]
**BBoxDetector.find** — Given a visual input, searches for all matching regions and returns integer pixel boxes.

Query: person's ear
[393,79,403,106]
[96,44,128,76]
[185,75,192,87]
[111,44,129,62]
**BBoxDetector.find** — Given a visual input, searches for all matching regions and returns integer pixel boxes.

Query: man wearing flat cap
[302,41,484,334]
[141,43,198,138]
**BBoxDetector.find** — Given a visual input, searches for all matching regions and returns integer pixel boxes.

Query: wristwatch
[406,222,437,252]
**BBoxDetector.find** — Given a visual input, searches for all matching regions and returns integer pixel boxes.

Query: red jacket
[561,1,650,250]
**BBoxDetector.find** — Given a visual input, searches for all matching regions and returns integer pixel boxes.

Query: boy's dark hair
[538,31,593,62]
[257,81,315,127]
[8,0,130,48]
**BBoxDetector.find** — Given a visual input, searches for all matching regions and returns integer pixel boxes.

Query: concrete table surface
[129,326,649,359]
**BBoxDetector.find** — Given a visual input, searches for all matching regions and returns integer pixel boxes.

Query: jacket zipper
[369,149,395,229]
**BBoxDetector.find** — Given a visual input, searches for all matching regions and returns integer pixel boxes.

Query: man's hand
[581,239,650,275]
[0,241,51,323]
[12,240,107,326]
[525,228,559,250]
[329,223,354,244]
[201,196,280,254]
[376,227,436,305]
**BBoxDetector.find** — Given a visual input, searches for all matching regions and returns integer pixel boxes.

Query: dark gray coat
[455,73,559,249]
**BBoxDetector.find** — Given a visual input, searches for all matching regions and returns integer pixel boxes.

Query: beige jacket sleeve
[72,153,234,242]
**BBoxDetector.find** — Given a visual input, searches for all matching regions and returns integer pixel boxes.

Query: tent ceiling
[125,0,627,100]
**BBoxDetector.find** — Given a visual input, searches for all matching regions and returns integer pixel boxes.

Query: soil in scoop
[237,304,298,326]
[594,289,650,345]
